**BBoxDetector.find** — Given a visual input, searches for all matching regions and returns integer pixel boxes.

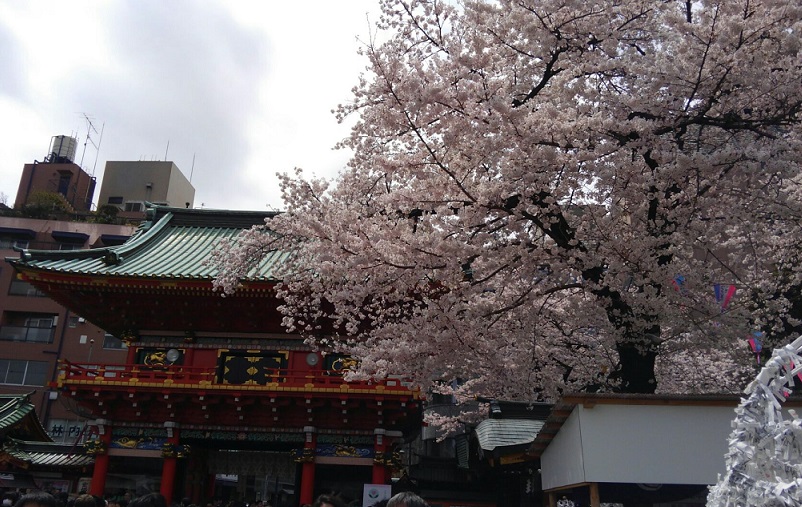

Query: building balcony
[56,360,415,396]
[0,325,55,343]
[55,360,422,432]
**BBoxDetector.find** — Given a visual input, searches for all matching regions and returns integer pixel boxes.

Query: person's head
[311,495,344,507]
[386,493,429,507]
[127,494,166,507]
[15,493,57,507]
[72,495,96,507]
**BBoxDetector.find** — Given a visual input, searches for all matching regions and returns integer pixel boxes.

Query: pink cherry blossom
[213,0,802,433]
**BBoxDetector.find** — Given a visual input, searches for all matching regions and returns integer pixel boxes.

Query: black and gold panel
[324,354,358,376]
[218,350,289,385]
[137,348,185,367]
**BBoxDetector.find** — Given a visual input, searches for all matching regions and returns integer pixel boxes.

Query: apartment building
[0,216,136,443]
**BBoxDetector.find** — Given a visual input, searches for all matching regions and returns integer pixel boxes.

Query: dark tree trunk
[614,340,658,394]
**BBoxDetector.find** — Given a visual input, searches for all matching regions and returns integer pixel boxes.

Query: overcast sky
[0,0,382,211]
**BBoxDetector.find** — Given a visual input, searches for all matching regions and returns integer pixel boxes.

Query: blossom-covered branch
[214,0,802,428]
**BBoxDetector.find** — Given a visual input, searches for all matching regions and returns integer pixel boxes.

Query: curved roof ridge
[102,211,174,265]
[148,204,280,228]
[7,207,286,281]
[0,394,52,442]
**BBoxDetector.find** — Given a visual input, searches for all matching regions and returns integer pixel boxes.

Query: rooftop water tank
[48,135,78,163]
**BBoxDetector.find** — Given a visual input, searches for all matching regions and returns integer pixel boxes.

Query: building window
[124,201,144,212]
[58,243,81,251]
[107,196,124,204]
[0,238,29,249]
[57,173,72,196]
[26,316,53,327]
[0,359,48,385]
[102,334,127,350]
[0,314,56,343]
[8,280,46,297]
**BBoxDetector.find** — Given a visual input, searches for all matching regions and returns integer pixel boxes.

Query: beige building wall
[98,161,195,212]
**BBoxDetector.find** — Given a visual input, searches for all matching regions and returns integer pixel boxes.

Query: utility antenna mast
[79,113,104,177]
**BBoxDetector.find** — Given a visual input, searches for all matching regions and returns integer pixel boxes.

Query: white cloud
[0,0,381,211]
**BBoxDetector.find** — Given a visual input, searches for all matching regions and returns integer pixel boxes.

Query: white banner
[362,484,392,506]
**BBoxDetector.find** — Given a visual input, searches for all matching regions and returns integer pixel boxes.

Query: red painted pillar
[89,420,112,496]
[372,429,389,485]
[299,426,317,506]
[160,422,180,502]
[205,473,216,500]
[125,342,137,364]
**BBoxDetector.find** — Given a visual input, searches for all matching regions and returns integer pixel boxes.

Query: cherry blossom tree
[214,0,802,413]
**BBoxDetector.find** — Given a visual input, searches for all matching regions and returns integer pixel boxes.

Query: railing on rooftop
[56,360,415,394]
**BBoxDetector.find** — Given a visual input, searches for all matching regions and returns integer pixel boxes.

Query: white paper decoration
[707,335,802,506]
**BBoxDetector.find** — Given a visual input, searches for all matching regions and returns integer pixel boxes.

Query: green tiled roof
[0,395,35,431]
[8,206,288,281]
[3,437,93,468]
[0,394,51,442]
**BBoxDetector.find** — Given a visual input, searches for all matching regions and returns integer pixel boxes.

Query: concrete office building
[98,161,195,218]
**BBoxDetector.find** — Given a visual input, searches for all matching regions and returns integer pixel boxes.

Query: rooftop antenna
[91,122,105,177]
[164,140,170,161]
[190,153,196,182]
[79,113,101,174]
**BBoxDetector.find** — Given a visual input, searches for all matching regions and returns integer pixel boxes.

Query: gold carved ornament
[84,439,107,456]
[291,447,315,463]
[373,450,402,470]
[161,443,191,459]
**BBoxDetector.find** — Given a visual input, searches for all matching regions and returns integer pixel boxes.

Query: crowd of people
[1,492,170,507]
[308,491,428,507]
[0,491,256,507]
[1,491,429,507]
